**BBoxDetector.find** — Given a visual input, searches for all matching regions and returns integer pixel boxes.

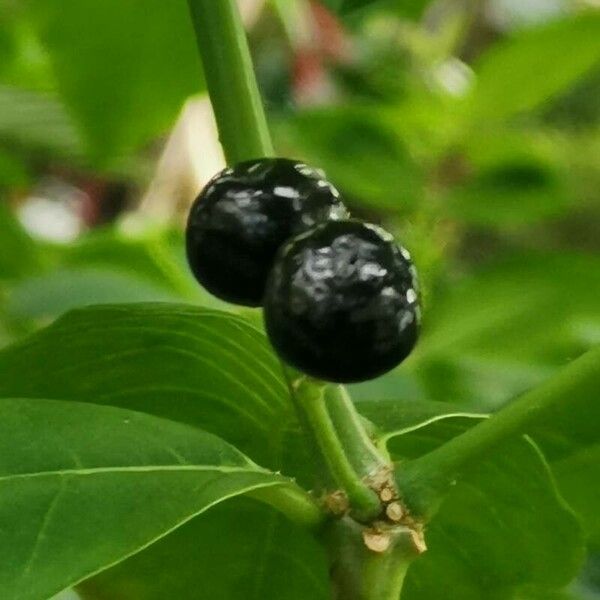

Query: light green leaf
[468,14,600,119]
[413,252,600,408]
[0,303,291,466]
[0,85,83,160]
[25,0,204,161]
[0,398,310,600]
[63,228,198,298]
[275,107,422,211]
[7,268,185,320]
[79,498,330,600]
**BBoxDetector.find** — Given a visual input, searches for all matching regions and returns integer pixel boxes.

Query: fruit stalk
[294,378,382,522]
[187,0,274,164]
[187,0,394,522]
[397,345,600,519]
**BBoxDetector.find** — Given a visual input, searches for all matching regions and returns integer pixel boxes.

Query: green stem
[249,483,324,530]
[324,518,417,600]
[295,379,382,522]
[361,535,414,600]
[186,0,391,526]
[187,0,274,164]
[398,345,600,519]
[325,385,390,477]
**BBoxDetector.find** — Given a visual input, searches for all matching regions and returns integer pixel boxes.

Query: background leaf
[24,0,204,162]
[412,252,600,408]
[467,14,600,120]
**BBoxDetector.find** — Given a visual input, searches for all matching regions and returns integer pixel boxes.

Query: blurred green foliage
[0,0,599,597]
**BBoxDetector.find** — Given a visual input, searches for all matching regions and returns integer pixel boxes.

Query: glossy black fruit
[264,220,420,383]
[186,158,348,306]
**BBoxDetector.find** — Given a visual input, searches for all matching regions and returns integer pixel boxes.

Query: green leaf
[0,398,310,600]
[0,85,84,160]
[275,107,422,211]
[321,0,429,20]
[25,0,204,161]
[63,228,198,297]
[7,267,186,321]
[80,498,330,600]
[446,135,571,226]
[374,410,584,599]
[0,200,41,280]
[413,252,600,408]
[468,14,600,119]
[0,303,291,466]
[553,445,600,544]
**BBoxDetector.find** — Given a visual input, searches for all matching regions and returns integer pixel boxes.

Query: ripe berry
[263,220,420,383]
[186,158,348,306]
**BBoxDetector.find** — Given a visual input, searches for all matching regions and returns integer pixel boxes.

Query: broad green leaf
[25,0,204,161]
[467,14,600,119]
[0,303,291,466]
[0,398,308,600]
[80,498,330,600]
[390,415,583,598]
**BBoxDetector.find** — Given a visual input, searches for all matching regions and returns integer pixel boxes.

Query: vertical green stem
[187,0,274,164]
[295,379,382,522]
[325,518,418,600]
[362,530,417,600]
[186,4,414,596]
[325,385,390,477]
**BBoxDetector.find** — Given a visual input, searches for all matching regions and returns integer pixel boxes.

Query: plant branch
[397,345,600,519]
[294,378,382,522]
[325,385,390,477]
[187,0,392,527]
[187,0,274,164]
[249,483,324,530]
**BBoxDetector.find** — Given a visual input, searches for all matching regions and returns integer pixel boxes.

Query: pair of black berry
[186,158,420,383]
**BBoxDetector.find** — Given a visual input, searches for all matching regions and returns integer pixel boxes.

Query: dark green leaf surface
[80,498,330,600]
[0,398,304,600]
[356,401,585,599]
[0,303,292,466]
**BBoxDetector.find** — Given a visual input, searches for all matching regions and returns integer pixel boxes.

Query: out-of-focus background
[2,0,600,398]
[0,0,599,597]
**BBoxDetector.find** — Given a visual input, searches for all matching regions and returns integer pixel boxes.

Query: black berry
[186,158,348,306]
[263,220,420,383]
